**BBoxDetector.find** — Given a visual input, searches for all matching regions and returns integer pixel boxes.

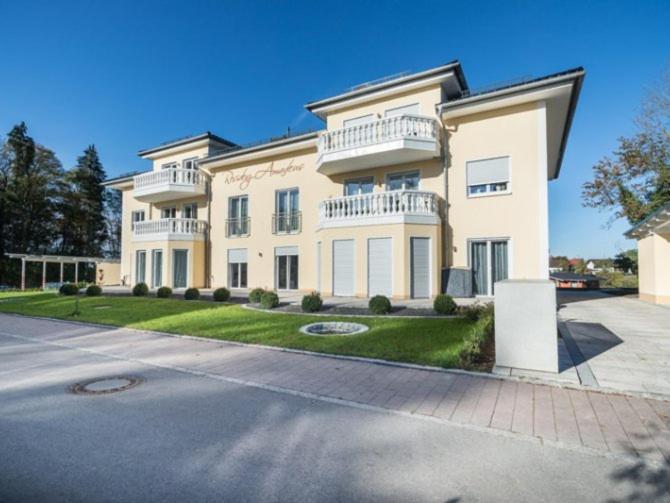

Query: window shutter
[466,157,510,186]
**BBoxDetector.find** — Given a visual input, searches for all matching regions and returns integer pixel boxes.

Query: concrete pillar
[60,262,64,283]
[21,258,26,291]
[42,261,46,289]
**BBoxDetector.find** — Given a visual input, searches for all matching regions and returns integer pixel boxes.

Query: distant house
[550,271,600,289]
[585,258,614,273]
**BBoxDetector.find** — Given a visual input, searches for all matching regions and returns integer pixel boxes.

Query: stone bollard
[494,279,558,373]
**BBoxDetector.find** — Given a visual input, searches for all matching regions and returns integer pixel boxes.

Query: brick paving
[1,313,669,464]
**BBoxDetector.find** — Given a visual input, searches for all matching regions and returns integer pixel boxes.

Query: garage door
[333,239,355,296]
[368,238,392,297]
[411,237,430,298]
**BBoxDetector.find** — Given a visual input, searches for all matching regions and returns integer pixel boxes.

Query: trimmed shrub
[85,285,102,297]
[59,283,79,296]
[213,287,230,302]
[249,287,265,303]
[184,288,200,300]
[76,281,89,289]
[301,291,323,312]
[459,304,495,369]
[433,293,457,315]
[260,291,279,309]
[461,303,486,322]
[368,295,392,315]
[156,286,172,298]
[132,282,149,297]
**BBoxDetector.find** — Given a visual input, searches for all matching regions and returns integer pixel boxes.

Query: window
[228,249,248,288]
[386,171,420,191]
[131,210,145,230]
[469,239,509,296]
[343,114,375,128]
[274,189,300,234]
[161,162,177,170]
[161,207,176,219]
[344,177,374,196]
[135,250,146,284]
[466,157,510,197]
[384,103,419,117]
[182,157,198,170]
[182,203,198,219]
[152,250,163,288]
[227,196,249,237]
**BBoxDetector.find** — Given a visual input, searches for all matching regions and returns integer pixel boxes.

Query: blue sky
[0,0,668,258]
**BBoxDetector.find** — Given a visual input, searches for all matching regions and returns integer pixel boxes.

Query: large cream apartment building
[104,61,584,299]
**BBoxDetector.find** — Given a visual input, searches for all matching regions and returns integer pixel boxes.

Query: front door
[275,254,298,290]
[470,240,509,296]
[173,249,188,288]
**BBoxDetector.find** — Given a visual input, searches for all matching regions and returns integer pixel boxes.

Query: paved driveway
[558,291,670,397]
[2,313,670,502]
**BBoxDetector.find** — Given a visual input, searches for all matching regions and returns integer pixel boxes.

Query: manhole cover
[69,375,144,395]
[300,322,369,336]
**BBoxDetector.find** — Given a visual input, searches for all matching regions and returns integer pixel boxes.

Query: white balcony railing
[133,218,207,240]
[318,115,438,155]
[134,168,208,190]
[319,190,439,228]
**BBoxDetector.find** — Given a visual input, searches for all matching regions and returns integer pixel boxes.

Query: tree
[104,188,122,258]
[61,145,108,256]
[4,123,65,254]
[582,67,670,225]
[614,249,638,274]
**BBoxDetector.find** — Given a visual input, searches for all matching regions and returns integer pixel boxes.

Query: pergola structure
[5,253,121,290]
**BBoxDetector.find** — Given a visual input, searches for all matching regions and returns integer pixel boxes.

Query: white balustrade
[133,218,207,238]
[318,115,438,154]
[133,168,208,190]
[319,190,438,225]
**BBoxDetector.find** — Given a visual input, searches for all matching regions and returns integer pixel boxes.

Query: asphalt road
[0,322,667,502]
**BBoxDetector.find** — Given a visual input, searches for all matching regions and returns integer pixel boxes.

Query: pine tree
[104,188,122,258]
[63,145,108,256]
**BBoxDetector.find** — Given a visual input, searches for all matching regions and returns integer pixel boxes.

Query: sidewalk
[1,313,669,465]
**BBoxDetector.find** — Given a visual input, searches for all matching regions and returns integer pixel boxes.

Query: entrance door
[410,238,430,298]
[173,249,188,288]
[333,239,355,296]
[152,250,163,288]
[368,238,392,297]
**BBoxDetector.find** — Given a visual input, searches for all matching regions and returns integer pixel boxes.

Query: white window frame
[172,248,189,289]
[131,210,145,230]
[182,203,198,219]
[385,170,421,191]
[161,207,177,219]
[135,250,147,285]
[467,237,512,297]
[182,157,198,170]
[344,176,375,196]
[161,162,178,170]
[466,156,512,199]
[151,249,163,288]
[343,114,375,128]
[384,102,420,117]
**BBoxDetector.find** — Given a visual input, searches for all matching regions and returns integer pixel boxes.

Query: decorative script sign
[224,159,304,190]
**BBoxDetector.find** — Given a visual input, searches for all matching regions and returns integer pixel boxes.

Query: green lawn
[0,291,475,368]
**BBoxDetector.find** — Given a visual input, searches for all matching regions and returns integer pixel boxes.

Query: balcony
[272,211,302,234]
[226,217,250,238]
[133,168,208,203]
[316,115,440,175]
[319,190,439,228]
[132,218,208,242]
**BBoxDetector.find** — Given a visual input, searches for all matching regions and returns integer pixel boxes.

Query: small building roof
[5,253,120,263]
[624,203,670,240]
[137,132,238,158]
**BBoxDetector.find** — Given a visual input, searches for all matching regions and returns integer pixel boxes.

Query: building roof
[305,61,467,118]
[101,169,150,187]
[624,203,670,239]
[199,130,320,166]
[137,131,238,157]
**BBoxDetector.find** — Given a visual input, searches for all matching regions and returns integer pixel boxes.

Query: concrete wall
[638,232,670,305]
